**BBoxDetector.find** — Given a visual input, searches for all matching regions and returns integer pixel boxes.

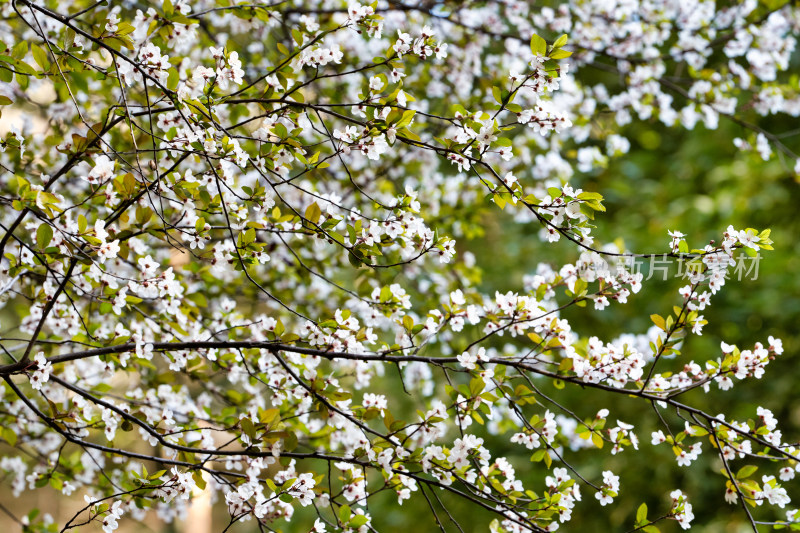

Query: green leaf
[531,449,546,463]
[350,515,369,527]
[36,224,53,249]
[241,228,256,246]
[577,191,603,201]
[291,28,303,46]
[530,34,547,56]
[736,465,758,480]
[193,470,206,490]
[492,86,503,105]
[31,44,49,70]
[552,34,568,49]
[240,418,256,440]
[2,427,16,447]
[543,449,552,468]
[260,408,280,425]
[13,61,36,76]
[650,314,666,331]
[167,67,179,91]
[305,202,322,224]
[396,109,416,128]
[549,49,572,59]
[11,41,28,60]
[636,503,648,523]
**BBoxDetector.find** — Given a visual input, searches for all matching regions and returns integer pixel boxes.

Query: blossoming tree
[0,0,799,531]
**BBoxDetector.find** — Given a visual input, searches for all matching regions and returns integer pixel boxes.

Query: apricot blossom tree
[0,1,798,532]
